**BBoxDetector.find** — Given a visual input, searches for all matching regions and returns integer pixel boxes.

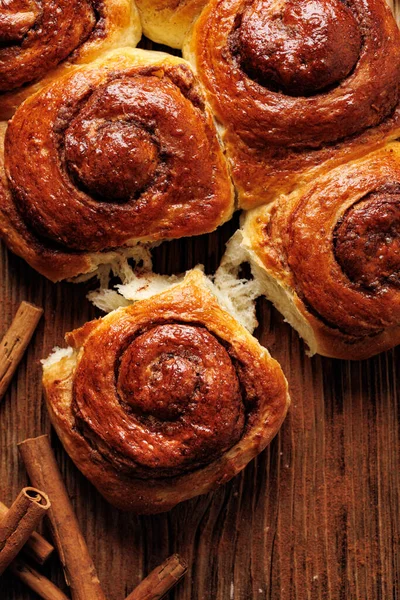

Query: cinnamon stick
[9,557,69,600]
[125,554,187,600]
[0,487,50,575]
[0,500,54,565]
[0,301,43,402]
[18,435,106,600]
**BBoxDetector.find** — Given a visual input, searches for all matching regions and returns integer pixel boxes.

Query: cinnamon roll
[184,0,400,208]
[42,269,290,513]
[0,0,141,119]
[0,49,234,282]
[135,0,207,48]
[241,144,400,360]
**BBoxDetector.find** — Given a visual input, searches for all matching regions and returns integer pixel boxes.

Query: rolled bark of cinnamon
[18,434,106,600]
[0,500,54,565]
[9,557,69,600]
[0,301,43,402]
[126,554,187,600]
[0,487,50,575]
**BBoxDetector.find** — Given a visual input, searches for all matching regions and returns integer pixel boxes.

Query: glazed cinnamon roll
[240,144,400,360]
[135,0,207,48]
[0,49,234,282]
[42,269,290,513]
[0,0,141,119]
[184,0,400,208]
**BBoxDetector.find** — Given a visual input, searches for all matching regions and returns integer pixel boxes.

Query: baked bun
[0,48,234,282]
[42,269,290,513]
[0,0,141,119]
[135,0,207,48]
[240,144,400,360]
[184,0,400,208]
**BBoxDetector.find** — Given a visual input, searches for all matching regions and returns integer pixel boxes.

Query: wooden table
[1,18,400,600]
[1,215,399,600]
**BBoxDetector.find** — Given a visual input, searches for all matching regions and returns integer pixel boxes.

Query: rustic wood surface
[1,17,400,600]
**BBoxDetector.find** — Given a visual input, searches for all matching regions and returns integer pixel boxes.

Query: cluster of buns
[181,0,400,360]
[0,3,234,281]
[1,0,399,511]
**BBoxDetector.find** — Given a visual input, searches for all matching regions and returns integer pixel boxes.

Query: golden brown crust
[0,49,234,282]
[225,104,400,210]
[135,0,208,48]
[242,144,400,360]
[0,0,142,120]
[185,0,400,208]
[43,270,290,513]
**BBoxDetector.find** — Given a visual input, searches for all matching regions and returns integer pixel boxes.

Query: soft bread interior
[240,218,320,356]
[86,225,318,353]
[88,241,261,333]
[43,267,260,379]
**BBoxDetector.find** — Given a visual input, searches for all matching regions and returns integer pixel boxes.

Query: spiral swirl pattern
[242,144,400,359]
[0,50,233,280]
[186,0,400,206]
[73,322,246,478]
[190,0,400,145]
[0,0,95,93]
[0,0,141,119]
[334,186,400,291]
[234,0,362,97]
[43,270,290,512]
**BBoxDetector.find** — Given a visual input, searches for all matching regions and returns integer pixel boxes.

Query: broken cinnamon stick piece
[0,301,43,402]
[0,487,50,575]
[9,557,70,600]
[0,500,54,565]
[125,554,187,600]
[18,435,107,600]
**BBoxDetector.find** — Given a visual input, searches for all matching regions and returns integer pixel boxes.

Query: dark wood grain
[1,20,400,600]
